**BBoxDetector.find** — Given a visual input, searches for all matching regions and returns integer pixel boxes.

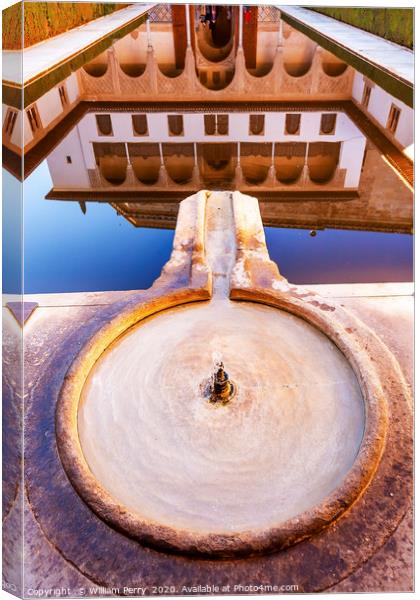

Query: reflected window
[204,114,229,135]
[58,84,69,109]
[168,115,184,136]
[200,71,207,85]
[387,104,401,135]
[204,114,216,135]
[26,105,42,134]
[320,113,337,135]
[249,114,265,135]
[217,114,229,135]
[361,82,372,109]
[132,114,148,136]
[3,108,18,139]
[285,113,301,135]
[96,114,113,136]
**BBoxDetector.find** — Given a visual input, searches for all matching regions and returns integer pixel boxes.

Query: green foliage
[310,8,413,49]
[3,2,128,50]
[23,3,50,47]
[2,3,23,50]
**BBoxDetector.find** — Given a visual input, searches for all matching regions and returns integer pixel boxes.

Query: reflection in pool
[4,164,175,294]
[1,157,412,295]
[264,226,412,285]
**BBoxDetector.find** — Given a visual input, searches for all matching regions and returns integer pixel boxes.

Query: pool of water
[265,226,413,285]
[2,162,413,295]
[3,164,175,294]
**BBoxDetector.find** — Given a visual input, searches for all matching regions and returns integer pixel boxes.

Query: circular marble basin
[75,299,366,553]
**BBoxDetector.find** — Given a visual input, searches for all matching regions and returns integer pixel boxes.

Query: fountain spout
[208,359,236,404]
[213,362,231,399]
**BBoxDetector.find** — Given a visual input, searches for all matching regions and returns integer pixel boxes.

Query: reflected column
[278,13,283,47]
[235,142,244,187]
[158,142,168,186]
[192,142,201,186]
[268,142,277,186]
[146,17,152,48]
[125,142,136,186]
[238,5,243,48]
[184,3,196,86]
[185,4,191,47]
[301,143,310,185]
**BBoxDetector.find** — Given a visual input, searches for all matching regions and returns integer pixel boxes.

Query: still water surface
[2,161,413,294]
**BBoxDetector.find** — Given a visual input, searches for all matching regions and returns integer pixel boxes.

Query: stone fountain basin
[56,191,389,558]
[56,295,387,557]
[79,299,364,533]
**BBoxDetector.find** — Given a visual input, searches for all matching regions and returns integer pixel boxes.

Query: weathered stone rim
[56,284,389,558]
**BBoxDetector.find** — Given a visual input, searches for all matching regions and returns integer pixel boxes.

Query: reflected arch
[114,35,146,77]
[198,143,236,186]
[274,143,306,184]
[83,51,109,77]
[196,6,234,62]
[162,143,195,184]
[93,142,128,185]
[308,142,341,184]
[283,30,316,77]
[241,143,272,185]
[128,143,161,185]
[321,49,348,77]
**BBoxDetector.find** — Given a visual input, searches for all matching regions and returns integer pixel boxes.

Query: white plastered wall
[36,87,64,130]
[352,71,413,152]
[3,103,26,148]
[46,126,91,188]
[78,110,363,144]
[18,72,81,149]
[340,138,366,188]
[65,72,81,104]
[50,110,366,189]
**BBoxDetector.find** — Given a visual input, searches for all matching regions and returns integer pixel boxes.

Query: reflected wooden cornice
[45,189,359,203]
[43,190,412,234]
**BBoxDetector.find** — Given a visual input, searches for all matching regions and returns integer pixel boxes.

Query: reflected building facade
[43,102,412,233]
[2,4,413,234]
